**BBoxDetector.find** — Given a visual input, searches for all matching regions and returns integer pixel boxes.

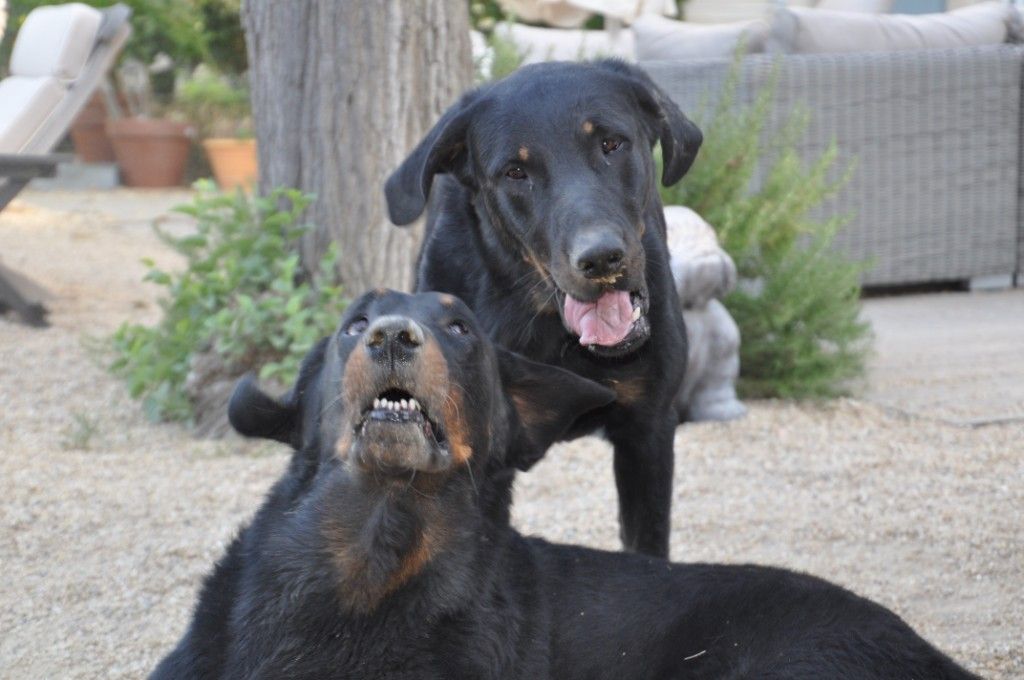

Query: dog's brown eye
[345,316,368,335]
[447,320,469,335]
[601,138,622,154]
[505,166,527,180]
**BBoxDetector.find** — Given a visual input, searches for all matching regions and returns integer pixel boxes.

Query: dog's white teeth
[632,306,641,321]
[400,399,409,410]
[373,398,381,409]
[409,398,419,411]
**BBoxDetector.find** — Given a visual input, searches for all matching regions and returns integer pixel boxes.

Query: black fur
[153,290,980,680]
[385,59,702,557]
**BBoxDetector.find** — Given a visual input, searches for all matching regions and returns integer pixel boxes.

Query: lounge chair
[0,2,131,326]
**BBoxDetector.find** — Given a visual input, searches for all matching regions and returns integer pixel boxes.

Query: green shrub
[660,64,871,399]
[175,67,251,138]
[111,182,347,423]
[195,0,246,75]
[475,29,525,84]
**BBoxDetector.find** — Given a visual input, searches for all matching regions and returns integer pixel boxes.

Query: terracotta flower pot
[70,92,116,163]
[106,118,194,188]
[202,138,258,190]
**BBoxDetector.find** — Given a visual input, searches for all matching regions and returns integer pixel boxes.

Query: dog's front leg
[608,416,676,558]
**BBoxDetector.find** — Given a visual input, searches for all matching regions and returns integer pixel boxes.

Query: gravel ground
[1,191,1021,679]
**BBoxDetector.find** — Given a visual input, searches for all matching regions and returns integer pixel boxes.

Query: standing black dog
[152,290,980,680]
[385,59,702,557]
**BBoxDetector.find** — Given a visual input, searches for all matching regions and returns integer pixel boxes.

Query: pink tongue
[564,290,634,346]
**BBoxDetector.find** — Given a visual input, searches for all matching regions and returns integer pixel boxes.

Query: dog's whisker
[465,461,478,498]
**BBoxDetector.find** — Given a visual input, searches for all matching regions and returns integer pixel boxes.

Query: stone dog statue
[664,206,746,422]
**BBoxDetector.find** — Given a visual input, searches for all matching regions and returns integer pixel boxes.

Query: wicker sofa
[643,44,1024,288]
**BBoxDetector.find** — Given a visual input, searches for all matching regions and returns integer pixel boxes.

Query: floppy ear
[596,59,703,187]
[228,373,297,445]
[384,91,483,226]
[496,348,617,471]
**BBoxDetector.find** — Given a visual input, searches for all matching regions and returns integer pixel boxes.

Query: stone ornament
[664,205,747,422]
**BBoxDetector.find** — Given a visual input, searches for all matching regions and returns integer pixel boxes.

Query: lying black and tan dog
[152,290,979,680]
[385,59,702,557]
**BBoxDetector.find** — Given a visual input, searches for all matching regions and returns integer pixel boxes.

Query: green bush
[660,64,871,399]
[111,183,347,423]
[195,0,246,75]
[475,29,525,84]
[175,67,251,138]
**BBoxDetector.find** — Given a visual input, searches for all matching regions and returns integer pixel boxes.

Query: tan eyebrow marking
[582,120,594,134]
[518,146,529,161]
[439,294,455,306]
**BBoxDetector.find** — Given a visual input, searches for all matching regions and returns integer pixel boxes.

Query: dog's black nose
[573,236,626,280]
[364,315,424,363]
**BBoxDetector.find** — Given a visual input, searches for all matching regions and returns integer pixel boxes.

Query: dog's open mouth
[559,289,651,357]
[351,387,450,473]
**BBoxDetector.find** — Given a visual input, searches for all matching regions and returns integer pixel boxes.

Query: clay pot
[70,93,116,162]
[106,118,194,187]
[202,138,258,190]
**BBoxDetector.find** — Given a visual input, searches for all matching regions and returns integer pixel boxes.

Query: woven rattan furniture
[643,45,1024,288]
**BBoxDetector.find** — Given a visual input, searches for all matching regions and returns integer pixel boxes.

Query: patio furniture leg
[0,259,49,327]
[0,177,30,211]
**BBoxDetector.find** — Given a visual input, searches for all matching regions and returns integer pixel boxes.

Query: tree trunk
[242,1,472,293]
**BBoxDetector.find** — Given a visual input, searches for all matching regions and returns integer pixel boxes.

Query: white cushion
[815,0,893,13]
[771,2,1021,54]
[496,22,635,65]
[0,76,65,152]
[633,15,770,61]
[10,3,102,80]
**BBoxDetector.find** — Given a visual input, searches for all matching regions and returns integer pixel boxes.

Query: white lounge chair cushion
[771,2,1022,54]
[10,3,102,80]
[633,15,770,61]
[496,22,635,65]
[0,76,65,153]
[814,0,893,13]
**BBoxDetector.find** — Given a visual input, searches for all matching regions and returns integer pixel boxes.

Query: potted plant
[106,58,194,187]
[176,67,256,191]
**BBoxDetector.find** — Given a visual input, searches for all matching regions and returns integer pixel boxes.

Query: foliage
[475,29,524,84]
[660,61,871,399]
[0,0,207,76]
[469,0,505,33]
[195,0,246,75]
[61,412,102,451]
[175,66,251,138]
[111,182,347,423]
[1,0,245,99]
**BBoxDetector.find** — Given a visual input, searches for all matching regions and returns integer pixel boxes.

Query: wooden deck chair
[0,2,131,326]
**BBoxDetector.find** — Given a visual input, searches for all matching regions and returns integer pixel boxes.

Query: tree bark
[243,1,472,293]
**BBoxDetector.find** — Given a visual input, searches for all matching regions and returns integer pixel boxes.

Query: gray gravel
[1,192,1021,679]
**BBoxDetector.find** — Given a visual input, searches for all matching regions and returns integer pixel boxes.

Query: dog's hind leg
[608,417,676,557]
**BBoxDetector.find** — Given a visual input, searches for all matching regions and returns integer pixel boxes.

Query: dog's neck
[308,458,511,616]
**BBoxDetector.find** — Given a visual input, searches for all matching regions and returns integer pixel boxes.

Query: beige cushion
[10,3,102,80]
[497,0,592,29]
[633,15,770,60]
[496,22,635,65]
[0,76,65,152]
[771,2,1022,54]
[815,0,893,13]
